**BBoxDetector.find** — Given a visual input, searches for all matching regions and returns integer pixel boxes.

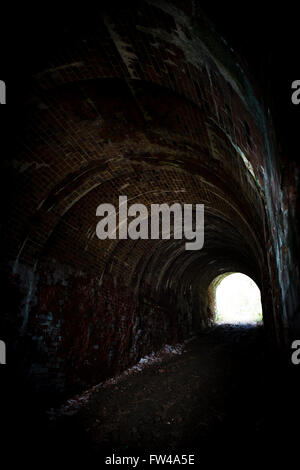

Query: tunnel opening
[210,272,263,325]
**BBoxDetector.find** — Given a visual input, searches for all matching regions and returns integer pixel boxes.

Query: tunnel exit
[214,273,263,324]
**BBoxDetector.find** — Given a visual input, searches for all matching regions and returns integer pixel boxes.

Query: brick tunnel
[1,0,299,463]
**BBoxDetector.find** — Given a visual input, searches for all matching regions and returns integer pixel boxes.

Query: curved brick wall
[1,0,299,400]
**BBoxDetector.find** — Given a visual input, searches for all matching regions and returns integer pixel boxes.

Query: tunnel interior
[1,1,300,459]
[5,78,269,395]
[2,0,298,396]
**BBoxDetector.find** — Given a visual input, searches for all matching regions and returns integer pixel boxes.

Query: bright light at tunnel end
[215,273,263,325]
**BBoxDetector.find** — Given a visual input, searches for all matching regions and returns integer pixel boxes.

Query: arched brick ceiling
[3,0,292,395]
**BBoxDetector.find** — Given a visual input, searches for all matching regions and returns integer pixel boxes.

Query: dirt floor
[3,324,300,466]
